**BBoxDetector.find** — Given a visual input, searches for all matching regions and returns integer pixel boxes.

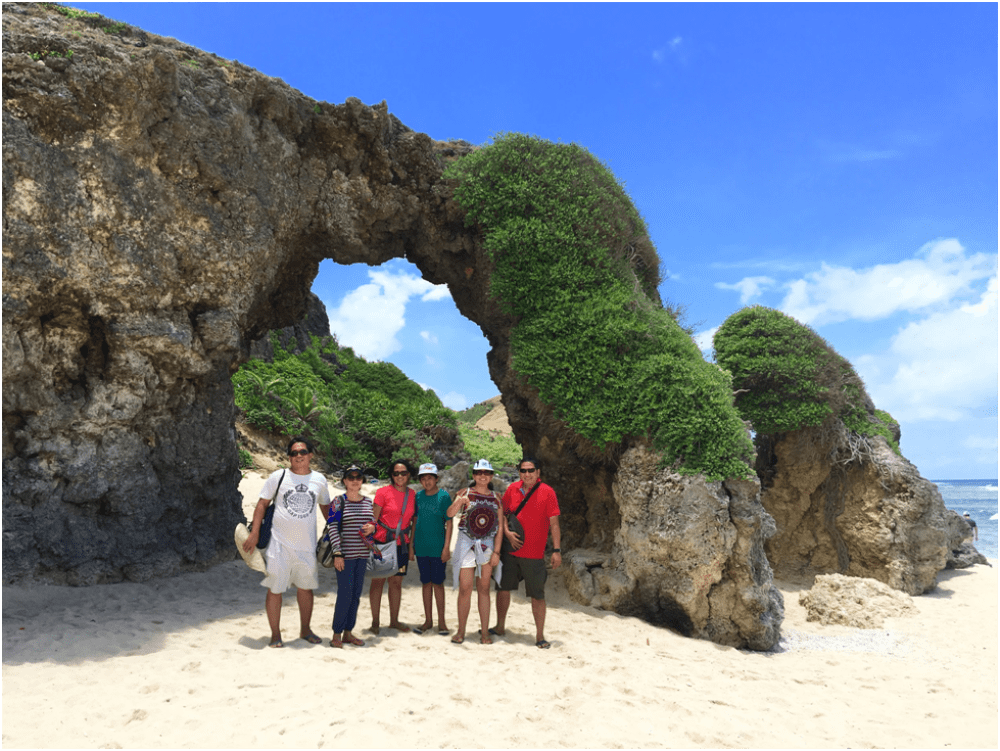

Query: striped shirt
[327,495,375,560]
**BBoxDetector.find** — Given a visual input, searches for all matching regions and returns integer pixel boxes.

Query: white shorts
[261,539,319,593]
[459,541,494,569]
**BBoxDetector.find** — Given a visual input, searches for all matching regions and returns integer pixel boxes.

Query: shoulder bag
[501,482,540,555]
[366,489,411,579]
[316,493,345,569]
[253,469,285,549]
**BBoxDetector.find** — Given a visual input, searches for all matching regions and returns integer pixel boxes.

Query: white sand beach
[2,472,996,749]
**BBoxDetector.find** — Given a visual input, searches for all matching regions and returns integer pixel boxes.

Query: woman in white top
[447,459,504,644]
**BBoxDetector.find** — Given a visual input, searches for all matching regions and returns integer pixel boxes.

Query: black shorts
[498,553,547,600]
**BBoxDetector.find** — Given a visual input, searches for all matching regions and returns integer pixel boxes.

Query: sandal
[343,634,365,647]
[300,633,322,645]
[536,639,551,649]
[329,635,344,648]
[451,635,465,644]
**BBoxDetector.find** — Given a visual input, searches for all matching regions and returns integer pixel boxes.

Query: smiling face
[288,442,312,474]
[391,463,410,489]
[472,469,493,489]
[419,474,438,493]
[518,461,539,489]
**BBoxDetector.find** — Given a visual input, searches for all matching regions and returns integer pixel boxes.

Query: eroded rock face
[563,447,784,651]
[756,425,967,595]
[3,5,784,648]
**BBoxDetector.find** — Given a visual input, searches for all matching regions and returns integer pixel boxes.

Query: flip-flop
[437,628,450,636]
[268,638,284,649]
[488,627,503,637]
[536,639,551,649]
[343,635,365,647]
[329,636,344,649]
[300,633,322,644]
[451,635,464,644]
[413,624,432,635]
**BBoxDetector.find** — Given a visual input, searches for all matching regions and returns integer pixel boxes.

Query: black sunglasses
[519,467,537,473]
[289,449,311,457]
[392,470,410,477]
[344,474,364,481]
[473,470,493,476]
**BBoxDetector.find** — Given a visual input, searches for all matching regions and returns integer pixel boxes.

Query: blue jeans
[332,558,367,633]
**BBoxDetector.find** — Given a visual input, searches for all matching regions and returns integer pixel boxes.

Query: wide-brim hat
[234,523,267,573]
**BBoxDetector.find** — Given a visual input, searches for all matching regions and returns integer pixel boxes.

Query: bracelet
[552,548,561,553]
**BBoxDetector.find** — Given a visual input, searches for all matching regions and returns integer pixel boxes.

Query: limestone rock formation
[756,425,966,595]
[947,542,990,570]
[563,447,784,651]
[799,573,917,629]
[3,5,783,648]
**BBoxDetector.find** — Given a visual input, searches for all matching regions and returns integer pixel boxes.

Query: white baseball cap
[418,463,438,477]
[472,458,494,472]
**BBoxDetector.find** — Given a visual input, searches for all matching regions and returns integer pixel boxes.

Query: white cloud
[440,391,468,411]
[327,269,451,360]
[716,276,776,304]
[420,330,439,345]
[694,326,718,355]
[857,276,998,422]
[780,239,995,326]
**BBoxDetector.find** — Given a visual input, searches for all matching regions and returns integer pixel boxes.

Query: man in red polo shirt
[492,457,561,648]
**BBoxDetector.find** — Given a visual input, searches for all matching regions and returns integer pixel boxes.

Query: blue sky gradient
[74,2,998,479]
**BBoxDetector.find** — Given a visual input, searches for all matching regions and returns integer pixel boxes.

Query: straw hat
[234,523,267,573]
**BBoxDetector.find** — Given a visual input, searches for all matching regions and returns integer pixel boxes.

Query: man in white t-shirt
[242,436,331,648]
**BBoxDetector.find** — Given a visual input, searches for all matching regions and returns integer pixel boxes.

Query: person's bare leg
[296,588,316,639]
[418,583,433,631]
[387,577,409,631]
[531,597,547,643]
[493,589,510,635]
[455,568,473,642]
[265,591,283,646]
[477,566,493,643]
[433,583,448,632]
[369,577,385,633]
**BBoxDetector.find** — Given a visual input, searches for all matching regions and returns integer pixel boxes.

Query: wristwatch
[552,548,561,553]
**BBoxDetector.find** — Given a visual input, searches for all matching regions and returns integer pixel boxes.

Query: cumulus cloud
[715,276,776,304]
[327,269,451,360]
[857,276,998,422]
[694,326,718,355]
[780,239,995,326]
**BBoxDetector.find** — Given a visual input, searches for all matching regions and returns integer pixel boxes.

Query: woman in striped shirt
[327,465,376,648]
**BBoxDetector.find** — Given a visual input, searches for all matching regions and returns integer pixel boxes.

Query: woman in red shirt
[369,460,418,634]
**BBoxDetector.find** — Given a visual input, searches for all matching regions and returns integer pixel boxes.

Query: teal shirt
[413,489,452,557]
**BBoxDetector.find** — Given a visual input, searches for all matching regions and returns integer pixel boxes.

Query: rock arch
[3,5,781,648]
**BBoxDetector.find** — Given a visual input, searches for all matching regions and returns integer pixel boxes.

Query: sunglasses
[288,449,311,457]
[391,470,410,477]
[519,467,538,473]
[473,470,493,476]
[344,474,364,481]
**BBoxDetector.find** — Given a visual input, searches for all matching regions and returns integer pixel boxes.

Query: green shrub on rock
[713,306,900,453]
[445,133,754,480]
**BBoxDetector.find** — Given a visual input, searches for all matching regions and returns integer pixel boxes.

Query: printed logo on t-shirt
[283,483,316,518]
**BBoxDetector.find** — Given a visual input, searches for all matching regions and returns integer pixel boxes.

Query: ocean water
[933,479,999,560]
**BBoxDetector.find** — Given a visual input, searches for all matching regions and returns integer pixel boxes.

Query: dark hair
[519,457,541,471]
[287,435,314,455]
[391,459,416,477]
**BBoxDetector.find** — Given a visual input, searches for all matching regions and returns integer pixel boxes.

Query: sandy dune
[2,472,995,749]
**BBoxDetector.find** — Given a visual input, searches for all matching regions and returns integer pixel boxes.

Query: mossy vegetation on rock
[713,305,899,452]
[445,133,754,480]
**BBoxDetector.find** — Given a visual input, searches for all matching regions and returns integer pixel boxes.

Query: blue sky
[75,3,997,480]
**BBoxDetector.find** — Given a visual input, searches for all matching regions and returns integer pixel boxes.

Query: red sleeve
[544,484,560,517]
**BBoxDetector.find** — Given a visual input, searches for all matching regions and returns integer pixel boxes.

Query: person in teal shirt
[412,463,453,635]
